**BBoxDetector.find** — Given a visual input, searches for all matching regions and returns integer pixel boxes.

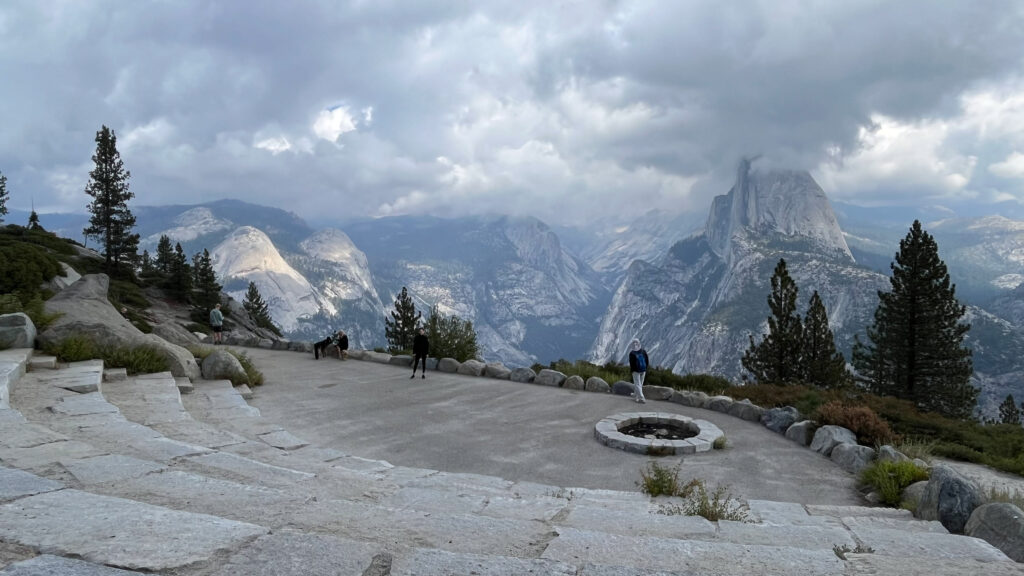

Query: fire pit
[594,412,724,456]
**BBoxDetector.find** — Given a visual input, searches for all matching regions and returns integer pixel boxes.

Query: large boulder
[201,350,247,382]
[643,385,674,401]
[902,480,928,511]
[362,351,392,364]
[437,358,461,373]
[965,503,1024,562]
[585,376,610,393]
[509,367,536,383]
[706,395,735,413]
[877,445,911,464]
[457,359,486,376]
[484,362,511,379]
[809,425,857,457]
[43,262,81,292]
[670,390,709,408]
[917,465,984,534]
[727,399,765,422]
[611,380,635,396]
[761,406,802,434]
[150,322,200,347]
[389,355,413,367]
[535,369,567,387]
[785,420,817,446]
[563,375,585,390]
[830,443,876,475]
[0,313,36,349]
[39,274,200,381]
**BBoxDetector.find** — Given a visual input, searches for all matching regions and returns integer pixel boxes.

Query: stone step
[175,376,193,395]
[102,367,127,382]
[204,530,380,576]
[0,489,268,572]
[234,383,253,400]
[541,527,846,575]
[0,349,32,409]
[389,548,578,576]
[0,466,63,502]
[842,553,1024,576]
[0,554,149,575]
[26,354,56,371]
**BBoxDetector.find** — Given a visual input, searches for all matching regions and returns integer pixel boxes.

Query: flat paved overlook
[245,348,863,505]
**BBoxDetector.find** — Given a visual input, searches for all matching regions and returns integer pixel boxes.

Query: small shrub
[660,478,750,522]
[833,543,874,560]
[815,401,897,445]
[228,349,264,387]
[44,335,98,362]
[185,323,211,336]
[712,436,728,450]
[986,487,1024,508]
[187,345,215,361]
[637,461,683,497]
[859,460,930,507]
[101,345,169,375]
[892,437,936,463]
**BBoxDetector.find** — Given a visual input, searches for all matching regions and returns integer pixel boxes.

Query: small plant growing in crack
[833,543,875,560]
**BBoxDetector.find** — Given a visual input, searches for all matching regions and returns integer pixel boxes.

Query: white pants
[632,371,646,400]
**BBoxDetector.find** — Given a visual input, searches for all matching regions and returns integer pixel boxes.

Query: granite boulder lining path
[241,347,863,505]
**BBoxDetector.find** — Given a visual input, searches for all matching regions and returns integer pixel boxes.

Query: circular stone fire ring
[594,412,724,456]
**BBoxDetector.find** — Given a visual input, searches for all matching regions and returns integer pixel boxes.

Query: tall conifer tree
[27,210,41,230]
[193,249,222,310]
[155,235,175,275]
[999,394,1021,425]
[243,281,280,336]
[167,242,193,301]
[83,126,139,273]
[852,220,976,419]
[801,291,848,388]
[0,170,7,224]
[742,258,803,385]
[384,286,421,352]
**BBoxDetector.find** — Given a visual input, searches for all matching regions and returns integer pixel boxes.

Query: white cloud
[120,118,175,152]
[313,106,358,142]
[254,136,292,155]
[989,152,1024,179]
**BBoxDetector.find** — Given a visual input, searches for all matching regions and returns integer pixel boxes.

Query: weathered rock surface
[563,375,585,390]
[877,445,910,463]
[201,350,246,382]
[809,425,856,457]
[761,406,801,434]
[42,262,81,293]
[509,367,535,383]
[437,358,461,373]
[917,465,985,533]
[671,390,709,408]
[0,313,35,350]
[0,554,148,575]
[643,385,674,401]
[611,380,635,396]
[484,363,511,379]
[535,369,567,387]
[584,376,610,393]
[706,395,734,413]
[830,443,876,475]
[784,420,817,446]
[389,355,412,367]
[457,359,486,377]
[902,480,928,511]
[150,322,199,347]
[39,274,200,381]
[965,503,1024,562]
[727,399,765,422]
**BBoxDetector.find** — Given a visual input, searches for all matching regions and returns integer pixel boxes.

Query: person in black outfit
[412,328,429,379]
[336,330,349,360]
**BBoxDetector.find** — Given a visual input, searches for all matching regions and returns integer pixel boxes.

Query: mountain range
[16,166,1024,419]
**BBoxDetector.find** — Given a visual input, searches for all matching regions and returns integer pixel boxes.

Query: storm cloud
[2,0,1023,224]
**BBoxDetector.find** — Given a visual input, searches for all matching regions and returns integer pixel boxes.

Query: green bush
[185,323,211,336]
[672,478,750,522]
[226,349,264,387]
[637,461,682,497]
[859,460,930,507]
[42,335,168,375]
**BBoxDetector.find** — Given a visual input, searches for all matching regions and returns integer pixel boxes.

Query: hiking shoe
[422,374,425,379]
[410,374,415,379]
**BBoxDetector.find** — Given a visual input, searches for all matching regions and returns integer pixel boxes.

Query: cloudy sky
[2,0,1024,226]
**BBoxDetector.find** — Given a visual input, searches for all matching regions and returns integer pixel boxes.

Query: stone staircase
[0,349,1020,575]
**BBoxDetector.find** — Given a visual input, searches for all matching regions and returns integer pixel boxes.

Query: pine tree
[155,235,175,275]
[139,249,155,275]
[166,242,193,302]
[384,286,421,353]
[193,249,222,310]
[243,281,281,336]
[83,125,139,273]
[999,394,1022,425]
[0,170,7,224]
[27,210,41,230]
[801,291,848,388]
[424,305,479,362]
[742,258,804,385]
[852,220,976,419]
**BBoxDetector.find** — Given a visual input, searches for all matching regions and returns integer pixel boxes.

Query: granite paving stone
[209,531,378,576]
[0,467,63,502]
[0,489,268,572]
[849,525,1011,562]
[0,555,147,575]
[60,454,165,485]
[389,548,578,576]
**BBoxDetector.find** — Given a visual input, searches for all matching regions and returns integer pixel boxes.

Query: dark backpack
[635,352,647,372]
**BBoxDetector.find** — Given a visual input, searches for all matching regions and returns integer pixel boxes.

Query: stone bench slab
[257,429,308,451]
[0,440,108,470]
[185,452,315,487]
[0,467,63,502]
[0,489,268,572]
[209,530,379,576]
[716,519,856,550]
[849,525,1010,562]
[390,548,577,576]
[0,554,147,575]
[558,503,717,540]
[61,454,165,485]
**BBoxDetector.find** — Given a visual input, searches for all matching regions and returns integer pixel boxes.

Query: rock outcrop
[0,313,36,349]
[38,274,201,381]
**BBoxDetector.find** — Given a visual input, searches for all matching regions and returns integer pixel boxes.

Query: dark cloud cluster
[1,0,1023,224]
